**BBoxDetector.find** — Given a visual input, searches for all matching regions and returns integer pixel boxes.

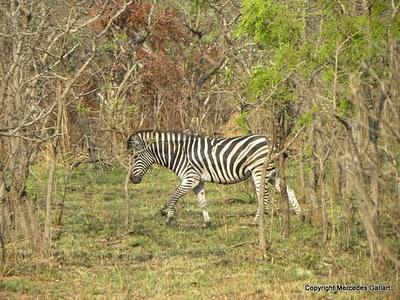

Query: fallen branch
[230,240,257,249]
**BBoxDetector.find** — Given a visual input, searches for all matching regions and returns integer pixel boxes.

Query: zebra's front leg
[164,175,200,225]
[193,182,211,227]
[253,189,269,225]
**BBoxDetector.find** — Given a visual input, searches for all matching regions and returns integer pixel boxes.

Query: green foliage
[126,104,139,116]
[202,30,218,44]
[234,111,251,134]
[101,39,118,54]
[237,0,303,46]
[302,143,312,159]
[337,98,353,117]
[295,104,320,130]
[238,1,307,107]
[109,97,123,110]
[249,66,281,98]
[76,101,90,113]
[220,65,234,85]
[100,33,127,54]
[191,0,208,11]
[238,0,397,114]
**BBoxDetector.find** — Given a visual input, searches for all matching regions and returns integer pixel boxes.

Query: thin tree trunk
[44,85,64,251]
[279,153,290,237]
[317,156,329,243]
[124,156,133,230]
[257,156,269,255]
[55,176,67,226]
[44,147,56,249]
[257,128,277,255]
[277,111,291,237]
[0,174,7,262]
[307,125,319,224]
[299,149,306,204]
[335,115,400,268]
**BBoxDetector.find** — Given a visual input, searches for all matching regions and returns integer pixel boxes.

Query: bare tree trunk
[0,173,8,263]
[320,178,329,242]
[257,129,277,255]
[44,93,63,249]
[335,114,399,268]
[316,149,329,243]
[44,146,56,250]
[9,145,46,256]
[277,111,291,237]
[257,155,270,255]
[299,150,306,204]
[307,125,320,225]
[44,86,63,249]
[124,156,133,230]
[278,153,290,237]
[55,176,68,226]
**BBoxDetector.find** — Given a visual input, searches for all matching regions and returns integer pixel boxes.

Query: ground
[0,165,397,299]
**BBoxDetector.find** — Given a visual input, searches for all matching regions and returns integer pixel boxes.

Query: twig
[230,240,257,248]
[124,155,134,229]
[268,125,306,163]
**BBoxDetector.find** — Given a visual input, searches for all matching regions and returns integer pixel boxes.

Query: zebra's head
[127,133,155,184]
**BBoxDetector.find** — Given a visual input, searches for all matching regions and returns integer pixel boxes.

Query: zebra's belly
[200,170,251,184]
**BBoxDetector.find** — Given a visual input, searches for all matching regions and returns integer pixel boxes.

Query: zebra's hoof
[165,217,176,226]
[250,220,259,227]
[300,214,311,224]
[203,221,212,228]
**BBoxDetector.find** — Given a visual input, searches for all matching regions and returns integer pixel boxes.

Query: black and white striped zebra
[127,130,302,225]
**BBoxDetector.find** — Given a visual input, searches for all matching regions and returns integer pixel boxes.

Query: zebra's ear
[127,136,136,151]
[127,137,132,150]
[127,136,145,152]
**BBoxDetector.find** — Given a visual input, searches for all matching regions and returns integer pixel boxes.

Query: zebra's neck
[143,131,192,175]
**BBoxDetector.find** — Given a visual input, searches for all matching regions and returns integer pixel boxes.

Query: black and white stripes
[127,130,302,225]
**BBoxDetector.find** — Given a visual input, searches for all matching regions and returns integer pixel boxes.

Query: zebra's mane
[129,130,269,142]
[131,129,212,142]
[127,129,267,150]
[127,130,200,150]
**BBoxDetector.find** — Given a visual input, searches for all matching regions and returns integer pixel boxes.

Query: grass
[0,165,398,299]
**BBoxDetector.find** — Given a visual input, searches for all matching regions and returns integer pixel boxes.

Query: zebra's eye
[134,141,144,151]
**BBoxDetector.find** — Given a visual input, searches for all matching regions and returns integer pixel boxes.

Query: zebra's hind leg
[272,177,303,216]
[193,182,211,227]
[285,185,302,215]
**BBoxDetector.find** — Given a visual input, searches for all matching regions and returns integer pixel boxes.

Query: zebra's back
[187,134,269,184]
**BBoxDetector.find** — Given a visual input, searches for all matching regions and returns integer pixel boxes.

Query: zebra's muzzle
[130,175,142,184]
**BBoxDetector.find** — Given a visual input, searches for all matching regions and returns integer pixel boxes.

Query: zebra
[127,130,302,225]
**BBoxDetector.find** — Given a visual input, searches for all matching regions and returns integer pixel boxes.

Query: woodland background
[0,0,399,298]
